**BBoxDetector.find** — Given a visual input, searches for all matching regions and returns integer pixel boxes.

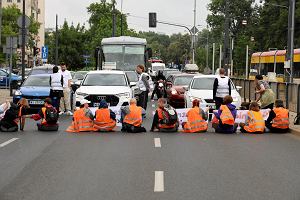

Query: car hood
[173,86,186,94]
[20,86,50,96]
[77,86,131,95]
[189,89,240,99]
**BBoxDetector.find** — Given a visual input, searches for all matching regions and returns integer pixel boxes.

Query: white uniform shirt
[59,70,72,88]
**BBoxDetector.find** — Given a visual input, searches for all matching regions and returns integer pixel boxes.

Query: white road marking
[0,138,19,148]
[154,171,164,192]
[154,138,161,148]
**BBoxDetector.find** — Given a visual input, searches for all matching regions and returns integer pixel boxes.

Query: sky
[45,0,210,35]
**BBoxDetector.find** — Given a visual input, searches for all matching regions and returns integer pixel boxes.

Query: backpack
[162,105,178,125]
[44,107,58,123]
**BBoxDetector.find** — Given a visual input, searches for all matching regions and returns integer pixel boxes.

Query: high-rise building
[2,0,45,59]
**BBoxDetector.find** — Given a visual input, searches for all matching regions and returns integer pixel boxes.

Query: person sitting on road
[182,99,208,133]
[31,98,59,131]
[151,98,179,132]
[17,98,30,131]
[240,102,265,134]
[212,95,237,134]
[265,99,289,133]
[121,98,146,133]
[94,100,116,132]
[0,102,19,132]
[66,99,94,133]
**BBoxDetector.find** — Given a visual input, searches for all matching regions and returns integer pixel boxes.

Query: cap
[80,99,91,105]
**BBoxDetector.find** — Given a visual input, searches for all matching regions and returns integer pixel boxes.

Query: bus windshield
[102,45,145,71]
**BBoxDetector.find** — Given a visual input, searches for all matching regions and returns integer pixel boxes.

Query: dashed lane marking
[154,138,161,148]
[154,171,164,192]
[0,138,19,148]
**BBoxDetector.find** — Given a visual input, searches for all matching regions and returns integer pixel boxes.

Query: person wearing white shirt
[59,62,73,116]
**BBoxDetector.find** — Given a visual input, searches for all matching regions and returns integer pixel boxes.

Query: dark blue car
[0,69,22,88]
[13,74,59,113]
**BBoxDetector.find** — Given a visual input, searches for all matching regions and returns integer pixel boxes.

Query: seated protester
[182,99,208,133]
[121,98,146,133]
[17,98,30,131]
[265,99,289,133]
[151,98,179,132]
[94,100,116,132]
[0,102,19,132]
[66,99,94,133]
[31,98,59,131]
[212,95,237,134]
[240,102,265,134]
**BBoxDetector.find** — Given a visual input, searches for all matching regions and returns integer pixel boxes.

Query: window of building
[7,0,13,3]
[17,0,21,3]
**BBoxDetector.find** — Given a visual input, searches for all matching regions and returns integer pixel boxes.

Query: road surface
[0,101,299,200]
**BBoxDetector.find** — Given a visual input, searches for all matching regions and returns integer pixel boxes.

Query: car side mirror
[236,86,242,91]
[183,86,188,91]
[130,82,136,87]
[75,80,82,85]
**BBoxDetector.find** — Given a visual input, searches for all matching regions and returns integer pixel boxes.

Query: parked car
[29,64,57,75]
[166,74,196,108]
[184,75,242,109]
[75,70,134,108]
[0,68,22,88]
[13,74,59,113]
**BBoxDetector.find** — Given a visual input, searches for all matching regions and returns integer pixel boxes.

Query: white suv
[184,75,242,109]
[75,70,134,107]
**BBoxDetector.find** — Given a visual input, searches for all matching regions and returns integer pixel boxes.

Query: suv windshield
[126,72,138,82]
[174,76,193,86]
[74,72,87,80]
[83,74,127,86]
[23,76,50,87]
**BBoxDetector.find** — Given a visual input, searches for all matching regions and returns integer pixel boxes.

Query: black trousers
[214,97,224,110]
[266,123,289,133]
[138,91,148,110]
[50,89,63,112]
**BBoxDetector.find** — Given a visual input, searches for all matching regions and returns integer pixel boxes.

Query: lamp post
[0,0,2,47]
[120,0,123,36]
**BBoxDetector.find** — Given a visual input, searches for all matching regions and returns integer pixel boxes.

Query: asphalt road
[0,101,300,200]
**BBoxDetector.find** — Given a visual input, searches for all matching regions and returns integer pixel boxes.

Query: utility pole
[219,44,222,69]
[0,0,2,47]
[120,0,123,36]
[55,14,58,67]
[287,0,295,83]
[112,0,116,37]
[206,37,209,69]
[223,0,230,75]
[192,0,196,64]
[212,43,215,74]
[246,45,249,79]
[21,0,26,81]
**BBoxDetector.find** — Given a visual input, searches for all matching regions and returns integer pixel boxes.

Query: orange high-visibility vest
[244,111,265,133]
[220,105,235,125]
[66,108,94,132]
[183,107,208,133]
[157,108,176,129]
[94,108,116,131]
[123,105,143,127]
[272,107,289,129]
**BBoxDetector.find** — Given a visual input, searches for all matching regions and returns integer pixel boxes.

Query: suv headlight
[14,90,22,96]
[117,92,130,98]
[76,92,88,97]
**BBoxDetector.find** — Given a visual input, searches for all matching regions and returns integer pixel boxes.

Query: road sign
[17,16,31,28]
[191,26,199,34]
[41,46,49,60]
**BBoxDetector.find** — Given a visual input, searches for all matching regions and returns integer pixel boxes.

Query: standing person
[50,66,64,112]
[265,99,289,133]
[213,68,232,109]
[151,70,166,100]
[255,75,275,109]
[59,62,73,116]
[136,65,151,110]
[94,100,116,132]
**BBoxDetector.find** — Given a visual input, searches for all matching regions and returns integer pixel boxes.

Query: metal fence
[231,78,300,114]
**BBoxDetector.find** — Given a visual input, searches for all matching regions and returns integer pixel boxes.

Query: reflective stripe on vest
[123,105,143,127]
[183,107,208,133]
[220,105,235,125]
[244,111,265,133]
[216,76,229,98]
[157,108,176,129]
[272,107,289,129]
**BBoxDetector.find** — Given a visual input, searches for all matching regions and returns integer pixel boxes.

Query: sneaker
[66,111,73,116]
[59,111,65,115]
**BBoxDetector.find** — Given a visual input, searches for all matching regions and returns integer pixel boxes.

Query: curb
[290,128,300,137]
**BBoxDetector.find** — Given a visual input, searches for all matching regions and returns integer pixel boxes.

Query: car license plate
[29,100,44,105]
[93,102,110,107]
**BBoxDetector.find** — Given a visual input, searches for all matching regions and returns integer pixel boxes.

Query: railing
[231,78,300,114]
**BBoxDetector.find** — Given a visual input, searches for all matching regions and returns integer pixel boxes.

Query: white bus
[96,36,151,71]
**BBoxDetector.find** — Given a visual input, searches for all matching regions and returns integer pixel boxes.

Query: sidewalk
[289,112,300,136]
[0,89,12,103]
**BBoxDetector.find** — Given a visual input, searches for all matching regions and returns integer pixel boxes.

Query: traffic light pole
[287,0,295,83]
[21,0,26,81]
[223,0,230,75]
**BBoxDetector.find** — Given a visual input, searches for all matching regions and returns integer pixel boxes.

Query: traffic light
[33,46,39,56]
[149,13,157,28]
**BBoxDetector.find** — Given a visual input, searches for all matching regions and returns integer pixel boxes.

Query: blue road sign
[41,46,48,60]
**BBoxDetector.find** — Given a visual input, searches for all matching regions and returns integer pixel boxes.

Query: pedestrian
[0,102,19,132]
[265,99,289,133]
[50,66,64,112]
[94,100,116,132]
[213,68,232,109]
[59,62,73,116]
[30,98,59,131]
[255,75,275,109]
[121,98,146,133]
[151,98,179,132]
[239,102,265,134]
[66,99,94,133]
[136,65,152,110]
[182,99,208,133]
[212,95,238,134]
[17,98,30,131]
